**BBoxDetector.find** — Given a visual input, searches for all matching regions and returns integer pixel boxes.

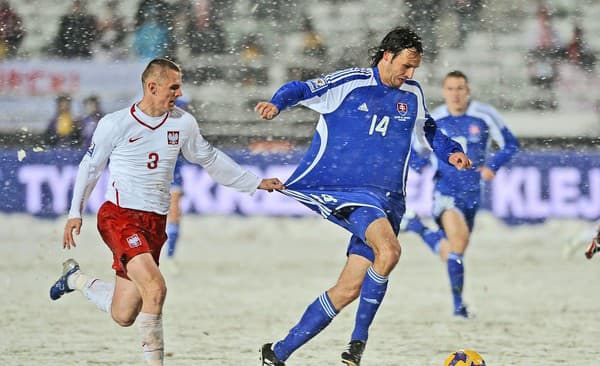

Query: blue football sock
[422,229,444,254]
[447,252,465,310]
[406,215,427,234]
[166,223,179,257]
[273,292,337,361]
[350,266,388,342]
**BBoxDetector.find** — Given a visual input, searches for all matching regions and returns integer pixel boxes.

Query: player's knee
[376,242,401,270]
[112,312,137,327]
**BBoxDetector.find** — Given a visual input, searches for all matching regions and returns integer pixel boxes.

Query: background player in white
[49,58,284,366]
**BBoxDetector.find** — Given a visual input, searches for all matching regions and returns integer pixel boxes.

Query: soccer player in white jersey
[401,70,520,318]
[256,27,471,366]
[49,58,284,366]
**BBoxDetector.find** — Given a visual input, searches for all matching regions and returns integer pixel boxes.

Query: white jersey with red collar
[68,104,261,217]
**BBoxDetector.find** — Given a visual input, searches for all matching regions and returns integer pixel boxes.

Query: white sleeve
[181,120,261,194]
[68,118,115,218]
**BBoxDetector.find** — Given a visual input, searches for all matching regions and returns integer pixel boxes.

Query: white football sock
[67,270,114,313]
[137,312,164,366]
[81,278,114,313]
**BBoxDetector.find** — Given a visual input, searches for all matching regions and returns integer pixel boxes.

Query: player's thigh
[126,253,167,303]
[112,275,142,326]
[440,209,470,250]
[328,254,372,309]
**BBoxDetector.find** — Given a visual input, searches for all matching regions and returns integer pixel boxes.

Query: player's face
[155,69,183,113]
[442,76,470,113]
[379,48,421,88]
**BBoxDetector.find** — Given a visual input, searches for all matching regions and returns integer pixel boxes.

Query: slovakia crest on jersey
[469,124,481,135]
[397,102,408,116]
[127,234,142,248]
[167,131,180,145]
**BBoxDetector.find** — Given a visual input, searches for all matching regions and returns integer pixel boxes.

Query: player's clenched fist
[255,102,279,120]
[258,178,285,192]
[448,152,472,170]
[63,217,82,249]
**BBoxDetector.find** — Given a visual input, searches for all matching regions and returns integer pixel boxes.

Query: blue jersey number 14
[369,115,390,137]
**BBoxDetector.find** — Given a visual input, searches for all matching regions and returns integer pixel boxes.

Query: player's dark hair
[445,70,469,83]
[369,26,423,67]
[141,58,181,84]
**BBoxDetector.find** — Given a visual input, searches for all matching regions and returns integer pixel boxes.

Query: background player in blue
[164,155,184,260]
[163,98,190,269]
[255,27,472,366]
[401,70,520,318]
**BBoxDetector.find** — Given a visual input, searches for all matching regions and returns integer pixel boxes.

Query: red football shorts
[97,201,167,279]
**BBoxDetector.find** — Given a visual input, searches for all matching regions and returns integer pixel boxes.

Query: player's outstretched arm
[63,217,82,249]
[258,178,285,192]
[255,102,279,120]
[448,152,472,170]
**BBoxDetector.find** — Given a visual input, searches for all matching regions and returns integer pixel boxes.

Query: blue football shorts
[432,189,480,232]
[280,188,405,262]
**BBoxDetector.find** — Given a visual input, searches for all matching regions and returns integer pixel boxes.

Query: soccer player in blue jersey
[255,27,472,366]
[164,155,184,259]
[401,70,520,318]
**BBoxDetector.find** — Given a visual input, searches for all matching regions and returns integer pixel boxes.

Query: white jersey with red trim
[68,104,261,217]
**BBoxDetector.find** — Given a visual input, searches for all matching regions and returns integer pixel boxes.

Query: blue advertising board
[1,148,598,224]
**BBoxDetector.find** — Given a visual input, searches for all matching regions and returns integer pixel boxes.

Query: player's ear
[147,81,157,95]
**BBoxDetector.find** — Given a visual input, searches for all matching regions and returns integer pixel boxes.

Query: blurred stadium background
[0,0,598,224]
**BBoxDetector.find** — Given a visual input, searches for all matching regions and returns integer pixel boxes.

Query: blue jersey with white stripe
[270,67,462,197]
[430,100,520,195]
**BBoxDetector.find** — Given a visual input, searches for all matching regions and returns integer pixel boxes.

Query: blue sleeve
[423,118,463,163]
[487,127,520,171]
[269,81,313,112]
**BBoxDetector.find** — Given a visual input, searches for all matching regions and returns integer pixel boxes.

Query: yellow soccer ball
[443,350,486,366]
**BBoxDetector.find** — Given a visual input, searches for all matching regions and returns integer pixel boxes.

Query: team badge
[469,124,481,135]
[307,78,327,93]
[126,234,142,248]
[86,142,95,157]
[167,131,180,145]
[397,102,408,116]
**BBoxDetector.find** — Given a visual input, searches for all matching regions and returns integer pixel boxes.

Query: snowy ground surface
[0,213,598,366]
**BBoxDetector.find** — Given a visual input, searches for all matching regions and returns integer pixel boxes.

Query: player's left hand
[448,152,472,170]
[258,178,285,192]
[477,166,496,181]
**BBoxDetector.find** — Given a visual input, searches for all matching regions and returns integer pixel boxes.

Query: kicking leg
[263,254,370,364]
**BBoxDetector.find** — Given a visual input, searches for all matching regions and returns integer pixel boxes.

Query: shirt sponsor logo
[397,102,408,116]
[126,234,142,248]
[307,78,327,93]
[167,131,180,145]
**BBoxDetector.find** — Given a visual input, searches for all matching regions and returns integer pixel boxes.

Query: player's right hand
[258,177,285,192]
[63,218,82,249]
[255,101,279,120]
